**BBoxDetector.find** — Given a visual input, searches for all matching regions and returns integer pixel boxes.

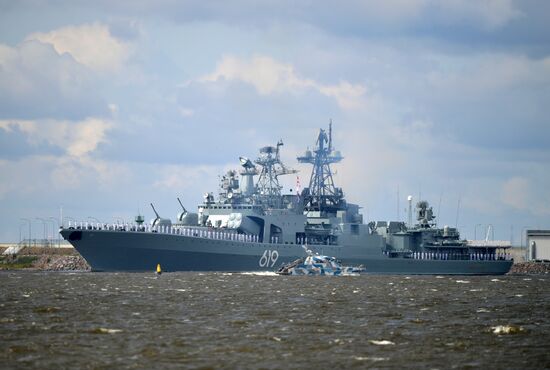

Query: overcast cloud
[0,0,549,244]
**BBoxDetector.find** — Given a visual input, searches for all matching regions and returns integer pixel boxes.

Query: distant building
[527,230,550,261]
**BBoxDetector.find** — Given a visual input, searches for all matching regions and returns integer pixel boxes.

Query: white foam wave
[369,340,395,346]
[239,271,278,276]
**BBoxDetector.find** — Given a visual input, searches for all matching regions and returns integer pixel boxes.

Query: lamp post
[19,223,25,244]
[63,216,76,227]
[45,219,54,241]
[474,223,482,240]
[485,224,494,241]
[88,216,101,224]
[20,218,31,247]
[49,217,60,248]
[35,217,47,247]
[521,226,531,261]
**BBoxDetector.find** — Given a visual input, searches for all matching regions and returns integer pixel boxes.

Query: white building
[527,230,550,261]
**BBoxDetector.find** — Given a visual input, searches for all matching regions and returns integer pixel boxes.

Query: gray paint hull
[60,229,513,275]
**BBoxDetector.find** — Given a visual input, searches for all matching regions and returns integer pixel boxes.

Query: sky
[0,0,549,244]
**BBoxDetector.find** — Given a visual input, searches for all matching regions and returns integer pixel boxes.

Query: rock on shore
[508,262,550,275]
[33,255,90,271]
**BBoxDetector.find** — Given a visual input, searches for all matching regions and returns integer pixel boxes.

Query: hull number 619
[259,249,279,267]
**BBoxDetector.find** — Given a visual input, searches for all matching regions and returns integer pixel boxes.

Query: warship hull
[60,229,512,275]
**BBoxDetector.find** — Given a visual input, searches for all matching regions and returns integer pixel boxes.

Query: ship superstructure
[60,124,513,274]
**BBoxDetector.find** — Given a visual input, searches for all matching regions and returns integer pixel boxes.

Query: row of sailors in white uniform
[409,251,511,260]
[70,221,262,243]
[381,250,511,260]
[154,225,261,242]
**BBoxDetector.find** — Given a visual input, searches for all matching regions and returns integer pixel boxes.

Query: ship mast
[298,121,344,215]
[254,140,296,208]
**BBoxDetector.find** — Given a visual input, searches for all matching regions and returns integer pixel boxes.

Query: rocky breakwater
[33,255,90,271]
[509,261,550,275]
[1,246,90,271]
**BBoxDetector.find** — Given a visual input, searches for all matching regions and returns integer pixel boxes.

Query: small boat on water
[277,248,365,276]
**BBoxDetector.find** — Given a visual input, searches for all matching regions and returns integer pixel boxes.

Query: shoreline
[1,246,90,271]
[1,247,548,274]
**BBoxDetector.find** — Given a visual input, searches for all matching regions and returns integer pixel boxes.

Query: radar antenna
[297,120,345,215]
[254,139,297,208]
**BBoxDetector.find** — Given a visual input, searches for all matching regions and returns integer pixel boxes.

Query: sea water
[1,272,548,369]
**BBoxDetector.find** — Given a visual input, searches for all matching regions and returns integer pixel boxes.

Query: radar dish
[239,156,254,168]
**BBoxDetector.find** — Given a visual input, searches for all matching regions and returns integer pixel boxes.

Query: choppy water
[1,272,548,369]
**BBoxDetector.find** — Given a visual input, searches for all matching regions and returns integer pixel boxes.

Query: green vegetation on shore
[0,255,38,269]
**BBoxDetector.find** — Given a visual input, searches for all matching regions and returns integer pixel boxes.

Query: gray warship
[60,124,513,274]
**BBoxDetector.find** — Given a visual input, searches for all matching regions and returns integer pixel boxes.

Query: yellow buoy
[156,263,162,275]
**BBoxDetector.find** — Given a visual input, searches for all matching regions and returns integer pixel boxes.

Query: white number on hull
[259,249,279,267]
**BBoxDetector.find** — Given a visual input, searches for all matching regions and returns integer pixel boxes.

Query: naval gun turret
[177,197,198,226]
[150,203,172,228]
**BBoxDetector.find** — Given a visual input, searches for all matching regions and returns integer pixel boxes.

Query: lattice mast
[255,140,297,208]
[297,121,344,214]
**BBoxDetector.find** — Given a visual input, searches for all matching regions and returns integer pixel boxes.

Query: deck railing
[65,221,261,243]
[384,250,512,261]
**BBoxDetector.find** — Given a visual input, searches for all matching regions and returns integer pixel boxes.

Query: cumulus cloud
[153,164,223,192]
[0,118,112,158]
[27,22,132,72]
[199,55,366,110]
[0,40,106,120]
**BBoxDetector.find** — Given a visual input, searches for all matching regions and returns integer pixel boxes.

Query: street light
[63,216,76,228]
[20,218,31,247]
[35,217,47,247]
[45,219,54,240]
[486,224,494,241]
[49,217,60,248]
[19,223,25,244]
[474,223,483,240]
[521,226,532,261]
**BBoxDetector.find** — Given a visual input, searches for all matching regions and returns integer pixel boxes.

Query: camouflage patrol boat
[276,246,365,276]
[60,124,513,274]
